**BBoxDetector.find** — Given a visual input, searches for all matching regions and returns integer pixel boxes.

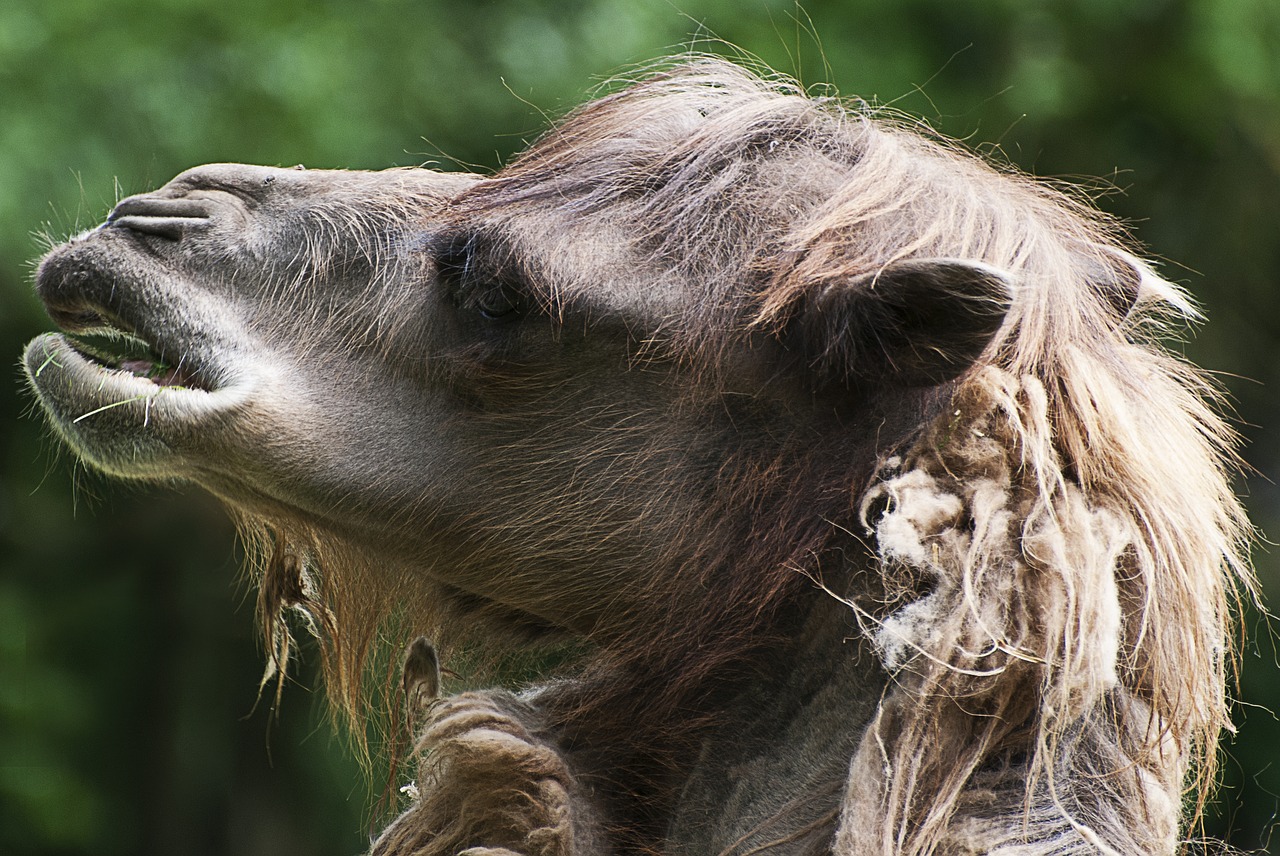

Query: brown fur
[26,58,1253,854]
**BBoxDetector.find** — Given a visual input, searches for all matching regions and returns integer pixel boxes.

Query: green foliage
[2,1,1277,853]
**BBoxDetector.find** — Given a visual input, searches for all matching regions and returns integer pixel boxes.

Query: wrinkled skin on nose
[28,163,471,497]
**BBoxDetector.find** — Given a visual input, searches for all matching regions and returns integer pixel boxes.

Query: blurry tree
[2,1,1277,854]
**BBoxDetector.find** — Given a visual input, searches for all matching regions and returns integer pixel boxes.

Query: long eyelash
[424,229,528,323]
[429,232,480,282]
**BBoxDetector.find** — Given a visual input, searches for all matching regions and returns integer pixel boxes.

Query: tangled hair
[840,366,1243,854]
[240,59,1252,852]
[741,78,1253,849]
[768,112,1250,853]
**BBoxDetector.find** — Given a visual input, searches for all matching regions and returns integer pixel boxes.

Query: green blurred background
[2,1,1277,854]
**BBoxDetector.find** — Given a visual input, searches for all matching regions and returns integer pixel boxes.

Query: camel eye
[475,285,522,321]
[431,232,526,323]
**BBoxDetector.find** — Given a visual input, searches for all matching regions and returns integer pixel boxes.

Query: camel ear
[794,258,1013,388]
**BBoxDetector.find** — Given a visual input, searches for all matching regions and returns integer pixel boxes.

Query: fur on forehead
[444,57,1169,371]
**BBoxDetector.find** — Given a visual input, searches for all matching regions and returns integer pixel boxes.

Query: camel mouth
[25,319,247,415]
[24,248,257,476]
[32,284,220,396]
[60,318,209,391]
[50,305,208,388]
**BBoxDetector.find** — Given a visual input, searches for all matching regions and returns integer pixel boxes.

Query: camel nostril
[108,196,211,240]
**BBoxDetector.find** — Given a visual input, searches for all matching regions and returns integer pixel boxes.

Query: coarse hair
[244,58,1253,852]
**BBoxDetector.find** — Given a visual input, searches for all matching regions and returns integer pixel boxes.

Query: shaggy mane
[247,59,1253,853]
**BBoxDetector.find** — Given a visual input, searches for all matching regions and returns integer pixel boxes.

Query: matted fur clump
[25,58,1253,855]
[843,369,1227,854]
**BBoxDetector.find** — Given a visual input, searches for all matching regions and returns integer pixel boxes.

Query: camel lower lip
[23,333,254,477]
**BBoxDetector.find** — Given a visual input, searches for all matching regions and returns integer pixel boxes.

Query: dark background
[2,1,1277,854]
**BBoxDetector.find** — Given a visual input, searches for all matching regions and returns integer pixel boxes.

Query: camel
[25,59,1252,854]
